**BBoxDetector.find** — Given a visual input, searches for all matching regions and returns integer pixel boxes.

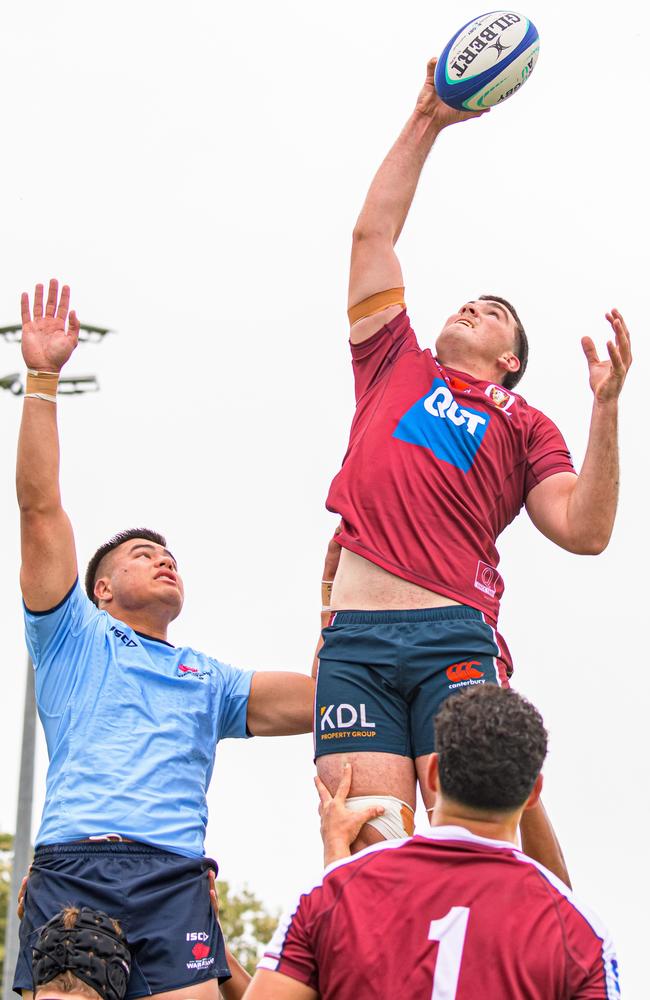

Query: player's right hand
[21,279,80,373]
[416,57,488,128]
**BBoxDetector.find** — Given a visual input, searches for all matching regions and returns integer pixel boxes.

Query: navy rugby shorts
[13,841,229,998]
[314,606,511,759]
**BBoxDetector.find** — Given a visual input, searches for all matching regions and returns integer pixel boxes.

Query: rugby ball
[435,11,539,111]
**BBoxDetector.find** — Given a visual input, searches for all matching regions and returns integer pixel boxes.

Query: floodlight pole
[2,661,35,1000]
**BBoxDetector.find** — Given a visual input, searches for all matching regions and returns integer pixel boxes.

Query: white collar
[416,823,518,852]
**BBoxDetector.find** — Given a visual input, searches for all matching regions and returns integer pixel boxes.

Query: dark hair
[85,528,168,605]
[479,294,528,390]
[435,686,547,811]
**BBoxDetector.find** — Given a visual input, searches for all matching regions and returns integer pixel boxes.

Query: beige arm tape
[348,287,405,326]
[321,580,333,613]
[25,369,60,402]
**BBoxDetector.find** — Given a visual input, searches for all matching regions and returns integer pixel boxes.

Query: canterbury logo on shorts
[446,660,484,683]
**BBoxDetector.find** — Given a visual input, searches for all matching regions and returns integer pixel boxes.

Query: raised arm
[526,309,632,554]
[348,57,486,345]
[17,280,80,611]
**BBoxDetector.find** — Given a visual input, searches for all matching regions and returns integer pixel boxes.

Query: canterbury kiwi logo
[446,661,484,682]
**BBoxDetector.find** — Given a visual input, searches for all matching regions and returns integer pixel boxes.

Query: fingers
[357,805,385,826]
[606,308,632,368]
[57,285,70,321]
[17,874,28,920]
[426,56,438,80]
[21,293,31,326]
[208,869,220,919]
[581,336,599,367]
[68,309,80,342]
[45,278,58,317]
[334,762,353,801]
[33,283,44,319]
[605,339,625,376]
[314,774,332,807]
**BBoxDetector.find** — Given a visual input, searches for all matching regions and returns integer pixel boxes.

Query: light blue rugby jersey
[25,579,254,858]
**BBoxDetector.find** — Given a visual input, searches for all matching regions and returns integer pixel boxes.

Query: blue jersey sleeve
[215,663,254,740]
[25,579,100,717]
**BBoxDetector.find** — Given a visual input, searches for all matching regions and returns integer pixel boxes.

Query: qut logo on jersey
[320,703,375,731]
[393,378,490,473]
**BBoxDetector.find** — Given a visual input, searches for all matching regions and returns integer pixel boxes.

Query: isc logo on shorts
[319,703,377,740]
[393,377,490,473]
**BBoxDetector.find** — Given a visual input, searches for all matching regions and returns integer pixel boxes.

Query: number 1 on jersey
[428,906,470,1000]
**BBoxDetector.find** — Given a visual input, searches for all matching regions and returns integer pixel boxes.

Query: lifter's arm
[526,310,632,555]
[349,58,486,345]
[17,280,80,611]
[520,799,571,888]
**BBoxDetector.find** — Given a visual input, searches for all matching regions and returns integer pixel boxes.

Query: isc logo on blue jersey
[393,378,490,473]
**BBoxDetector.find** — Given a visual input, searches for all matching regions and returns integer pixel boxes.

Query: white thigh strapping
[345,795,415,840]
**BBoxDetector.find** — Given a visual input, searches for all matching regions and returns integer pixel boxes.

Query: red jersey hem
[525,463,578,497]
[270,959,314,988]
[335,533,492,618]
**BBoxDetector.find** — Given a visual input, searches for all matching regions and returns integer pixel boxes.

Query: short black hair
[85,528,168,605]
[435,686,547,811]
[479,294,528,390]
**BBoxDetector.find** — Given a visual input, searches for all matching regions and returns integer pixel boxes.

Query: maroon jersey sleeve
[524,408,576,497]
[350,309,420,402]
[559,893,620,999]
[258,894,319,990]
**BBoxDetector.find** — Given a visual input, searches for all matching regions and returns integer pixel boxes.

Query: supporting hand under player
[315,764,384,868]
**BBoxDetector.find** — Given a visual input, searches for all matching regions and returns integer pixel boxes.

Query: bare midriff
[330,548,461,611]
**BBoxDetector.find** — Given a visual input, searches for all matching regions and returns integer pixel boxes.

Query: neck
[430,798,522,845]
[438,353,502,385]
[101,603,171,642]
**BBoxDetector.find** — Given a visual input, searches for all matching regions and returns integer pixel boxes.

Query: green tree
[0,832,15,987]
[216,880,279,976]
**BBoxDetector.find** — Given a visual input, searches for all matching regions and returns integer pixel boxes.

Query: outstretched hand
[416,57,489,128]
[581,308,632,404]
[21,278,80,373]
[314,763,384,867]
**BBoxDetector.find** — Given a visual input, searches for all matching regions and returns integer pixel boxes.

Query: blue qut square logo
[393,378,490,473]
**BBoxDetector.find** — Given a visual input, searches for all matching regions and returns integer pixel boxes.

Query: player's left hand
[581,309,632,403]
[315,764,384,867]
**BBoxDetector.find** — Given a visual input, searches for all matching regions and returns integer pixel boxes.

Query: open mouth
[155,573,177,585]
[456,319,473,329]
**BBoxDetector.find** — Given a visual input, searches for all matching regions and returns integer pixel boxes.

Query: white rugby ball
[435,11,540,111]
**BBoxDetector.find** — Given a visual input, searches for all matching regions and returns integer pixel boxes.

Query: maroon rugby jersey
[259,827,619,999]
[326,310,575,623]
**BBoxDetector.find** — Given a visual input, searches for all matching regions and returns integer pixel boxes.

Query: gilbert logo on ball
[435,11,539,111]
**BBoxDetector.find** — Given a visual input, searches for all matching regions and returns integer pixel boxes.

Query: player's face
[106,539,185,618]
[436,299,518,375]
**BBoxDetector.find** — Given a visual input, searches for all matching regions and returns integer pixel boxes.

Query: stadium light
[0,322,112,343]
[0,372,100,396]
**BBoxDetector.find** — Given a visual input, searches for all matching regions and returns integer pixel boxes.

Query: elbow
[571,533,611,556]
[352,222,395,246]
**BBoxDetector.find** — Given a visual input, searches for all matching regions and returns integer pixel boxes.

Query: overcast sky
[1,0,648,993]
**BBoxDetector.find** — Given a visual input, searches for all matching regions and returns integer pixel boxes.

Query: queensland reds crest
[484,383,516,412]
